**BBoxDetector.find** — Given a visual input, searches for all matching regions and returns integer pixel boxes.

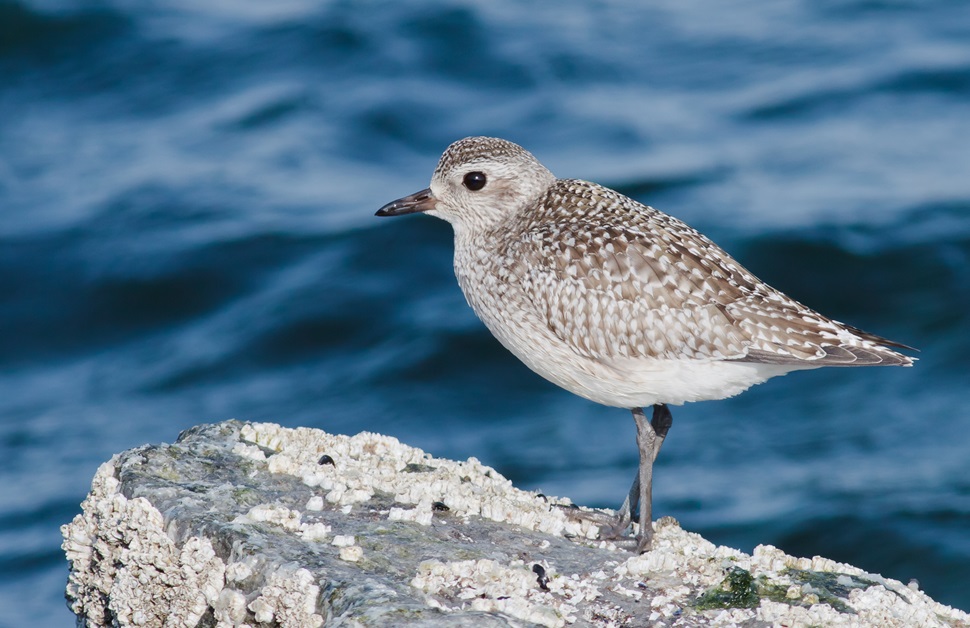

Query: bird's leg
[634,404,673,551]
[615,474,640,530]
[650,403,673,449]
[611,405,673,551]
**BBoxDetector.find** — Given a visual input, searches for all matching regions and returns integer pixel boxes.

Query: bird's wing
[507,180,913,367]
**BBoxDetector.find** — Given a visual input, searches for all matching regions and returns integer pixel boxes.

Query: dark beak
[375,188,436,217]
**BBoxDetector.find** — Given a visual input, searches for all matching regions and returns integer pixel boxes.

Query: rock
[62,420,970,627]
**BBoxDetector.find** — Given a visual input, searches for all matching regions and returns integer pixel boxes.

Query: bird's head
[376,137,555,233]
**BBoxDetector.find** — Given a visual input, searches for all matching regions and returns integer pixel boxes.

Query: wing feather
[502,179,914,367]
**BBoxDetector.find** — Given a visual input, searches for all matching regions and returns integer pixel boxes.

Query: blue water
[2,1,969,625]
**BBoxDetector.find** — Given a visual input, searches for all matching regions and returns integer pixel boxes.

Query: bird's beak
[375,188,436,217]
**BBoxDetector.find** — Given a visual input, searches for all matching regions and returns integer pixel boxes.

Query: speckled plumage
[505,178,908,364]
[376,136,914,549]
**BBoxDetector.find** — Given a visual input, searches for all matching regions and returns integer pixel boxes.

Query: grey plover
[376,136,914,552]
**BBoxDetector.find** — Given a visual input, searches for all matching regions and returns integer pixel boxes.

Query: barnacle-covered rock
[63,421,969,627]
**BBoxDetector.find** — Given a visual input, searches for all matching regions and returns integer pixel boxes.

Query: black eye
[463,171,487,191]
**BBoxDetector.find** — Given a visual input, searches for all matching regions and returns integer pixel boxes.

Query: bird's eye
[462,171,487,191]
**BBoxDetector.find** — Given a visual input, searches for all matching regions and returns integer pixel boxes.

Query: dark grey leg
[613,404,672,552]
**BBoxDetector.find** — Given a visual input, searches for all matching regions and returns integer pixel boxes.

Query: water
[2,1,969,624]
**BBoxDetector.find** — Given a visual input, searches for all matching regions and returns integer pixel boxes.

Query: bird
[375,136,914,552]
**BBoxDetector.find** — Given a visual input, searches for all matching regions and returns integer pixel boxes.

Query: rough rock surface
[62,420,970,627]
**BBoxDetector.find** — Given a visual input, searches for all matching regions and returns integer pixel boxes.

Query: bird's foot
[599,518,632,542]
[552,504,623,540]
[599,501,653,552]
[635,524,654,553]
[639,516,681,552]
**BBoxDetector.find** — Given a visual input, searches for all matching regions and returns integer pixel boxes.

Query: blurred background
[1,0,969,624]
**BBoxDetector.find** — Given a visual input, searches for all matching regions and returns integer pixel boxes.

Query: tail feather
[738,337,916,368]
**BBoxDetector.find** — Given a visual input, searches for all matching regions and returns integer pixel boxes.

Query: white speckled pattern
[402,137,913,408]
